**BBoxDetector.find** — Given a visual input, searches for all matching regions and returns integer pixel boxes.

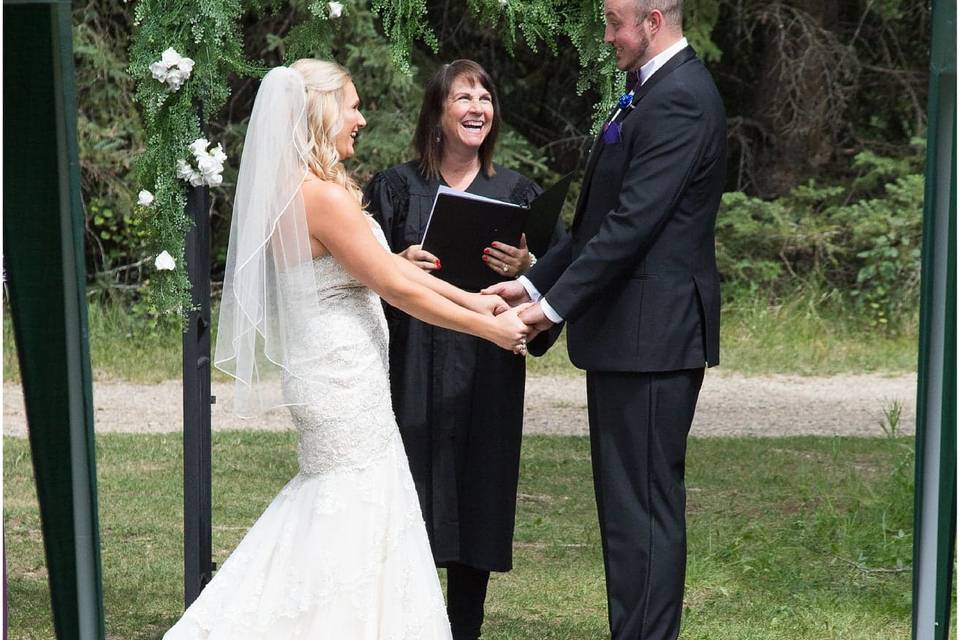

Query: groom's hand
[480,280,530,308]
[518,302,554,341]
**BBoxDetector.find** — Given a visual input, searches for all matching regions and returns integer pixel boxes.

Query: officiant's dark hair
[414,60,502,181]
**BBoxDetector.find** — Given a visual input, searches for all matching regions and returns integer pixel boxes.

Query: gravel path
[3,371,916,439]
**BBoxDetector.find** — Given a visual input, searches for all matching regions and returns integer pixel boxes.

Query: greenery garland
[129,0,252,323]
[129,0,719,324]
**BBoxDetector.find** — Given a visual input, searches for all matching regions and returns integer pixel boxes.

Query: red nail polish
[435,259,441,269]
[482,255,488,261]
[483,248,490,255]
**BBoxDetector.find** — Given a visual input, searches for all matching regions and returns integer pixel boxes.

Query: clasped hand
[480,280,555,348]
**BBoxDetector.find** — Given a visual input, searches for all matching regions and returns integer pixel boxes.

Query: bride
[163,60,531,639]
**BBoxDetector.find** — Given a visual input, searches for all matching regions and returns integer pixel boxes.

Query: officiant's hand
[482,234,531,278]
[480,280,530,308]
[398,244,441,271]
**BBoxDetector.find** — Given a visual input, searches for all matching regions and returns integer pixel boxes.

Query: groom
[484,1,726,638]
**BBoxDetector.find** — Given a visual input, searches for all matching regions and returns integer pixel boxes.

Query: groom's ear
[646,9,664,34]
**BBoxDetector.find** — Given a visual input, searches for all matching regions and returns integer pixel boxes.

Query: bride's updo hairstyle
[290,58,365,205]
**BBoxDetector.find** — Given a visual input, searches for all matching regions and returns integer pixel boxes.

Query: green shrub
[716,142,924,333]
[74,1,148,285]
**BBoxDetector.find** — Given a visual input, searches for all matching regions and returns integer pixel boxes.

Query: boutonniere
[602,90,635,145]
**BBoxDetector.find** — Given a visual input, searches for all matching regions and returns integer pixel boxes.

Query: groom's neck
[635,30,684,71]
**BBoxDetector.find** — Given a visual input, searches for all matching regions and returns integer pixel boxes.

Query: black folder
[421,173,572,291]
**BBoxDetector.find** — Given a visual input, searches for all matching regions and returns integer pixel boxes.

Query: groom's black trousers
[587,368,704,640]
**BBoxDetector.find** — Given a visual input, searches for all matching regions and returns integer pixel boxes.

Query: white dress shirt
[519,36,690,324]
[637,37,688,85]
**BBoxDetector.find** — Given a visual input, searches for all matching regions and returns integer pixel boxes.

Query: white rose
[188,138,210,157]
[189,172,206,187]
[165,69,186,91]
[138,190,155,206]
[205,173,224,187]
[210,144,227,164]
[154,250,176,271]
[328,1,343,18]
[177,56,195,75]
[160,47,183,68]
[176,159,197,181]
[196,154,223,177]
[149,61,170,82]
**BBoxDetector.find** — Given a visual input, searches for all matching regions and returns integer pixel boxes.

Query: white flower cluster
[327,2,343,18]
[149,47,195,92]
[138,190,155,207]
[177,138,227,187]
[154,250,176,271]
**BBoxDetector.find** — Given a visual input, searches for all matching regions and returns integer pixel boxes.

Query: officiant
[364,59,560,640]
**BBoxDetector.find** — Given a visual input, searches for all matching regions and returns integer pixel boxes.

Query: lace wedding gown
[164,223,452,639]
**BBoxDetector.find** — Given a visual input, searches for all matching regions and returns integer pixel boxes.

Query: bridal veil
[214,67,321,417]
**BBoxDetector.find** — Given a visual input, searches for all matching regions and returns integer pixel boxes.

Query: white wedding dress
[164,223,452,639]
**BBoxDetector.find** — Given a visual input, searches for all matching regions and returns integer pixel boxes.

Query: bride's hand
[489,303,534,355]
[467,292,509,316]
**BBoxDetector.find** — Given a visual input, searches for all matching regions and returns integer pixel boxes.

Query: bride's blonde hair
[290,59,365,205]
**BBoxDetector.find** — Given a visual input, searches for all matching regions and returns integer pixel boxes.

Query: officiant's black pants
[446,563,490,640]
[587,368,704,640]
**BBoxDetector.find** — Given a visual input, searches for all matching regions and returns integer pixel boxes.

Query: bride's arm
[388,253,507,315]
[303,181,525,349]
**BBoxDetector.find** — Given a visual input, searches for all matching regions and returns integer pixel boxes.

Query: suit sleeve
[544,86,705,323]
[526,208,570,356]
[526,231,574,294]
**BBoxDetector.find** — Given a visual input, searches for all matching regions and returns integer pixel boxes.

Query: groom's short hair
[636,0,683,29]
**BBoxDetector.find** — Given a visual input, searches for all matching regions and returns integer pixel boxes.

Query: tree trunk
[751,0,849,197]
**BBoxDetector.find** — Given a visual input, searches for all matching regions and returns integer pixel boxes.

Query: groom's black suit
[527,46,726,639]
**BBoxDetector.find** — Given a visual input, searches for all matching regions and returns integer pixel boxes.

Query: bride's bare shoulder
[301,177,360,215]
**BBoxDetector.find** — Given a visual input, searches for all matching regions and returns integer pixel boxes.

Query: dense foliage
[75,0,930,332]
[717,141,925,329]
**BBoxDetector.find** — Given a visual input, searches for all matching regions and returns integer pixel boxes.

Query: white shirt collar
[638,37,689,85]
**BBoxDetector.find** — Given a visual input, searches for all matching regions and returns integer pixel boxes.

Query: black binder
[421,173,572,291]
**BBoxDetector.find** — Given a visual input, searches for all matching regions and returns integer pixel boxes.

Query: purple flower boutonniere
[602,89,635,145]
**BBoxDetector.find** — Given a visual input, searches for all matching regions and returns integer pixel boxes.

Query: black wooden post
[182,176,215,607]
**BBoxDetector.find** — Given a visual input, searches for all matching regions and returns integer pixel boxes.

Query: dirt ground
[3,371,916,438]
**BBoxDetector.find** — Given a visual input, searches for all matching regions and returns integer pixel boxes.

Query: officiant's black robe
[364,161,559,572]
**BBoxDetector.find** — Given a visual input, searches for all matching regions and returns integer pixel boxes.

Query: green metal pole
[912,1,956,639]
[3,1,105,638]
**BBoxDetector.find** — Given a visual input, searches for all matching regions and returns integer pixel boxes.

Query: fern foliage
[129,0,721,322]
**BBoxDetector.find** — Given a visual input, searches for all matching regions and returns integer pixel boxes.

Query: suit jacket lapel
[630,46,696,107]
[571,46,698,230]
[583,101,618,180]
[570,103,617,228]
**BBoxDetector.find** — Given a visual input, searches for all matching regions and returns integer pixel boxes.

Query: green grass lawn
[4,297,918,382]
[5,434,914,639]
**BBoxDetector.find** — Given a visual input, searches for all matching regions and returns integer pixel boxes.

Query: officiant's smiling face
[604,0,652,72]
[440,76,494,154]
